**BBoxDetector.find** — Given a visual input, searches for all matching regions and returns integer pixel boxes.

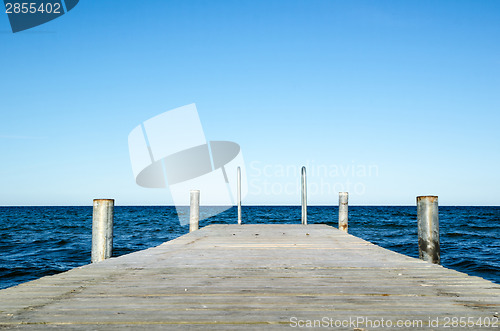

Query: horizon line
[0,204,498,207]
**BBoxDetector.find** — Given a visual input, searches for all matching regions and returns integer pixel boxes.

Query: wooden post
[91,199,114,263]
[417,196,440,264]
[301,166,307,225]
[339,192,348,232]
[190,190,200,232]
[237,167,242,225]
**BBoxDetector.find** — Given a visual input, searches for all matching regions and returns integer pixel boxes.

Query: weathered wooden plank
[0,224,498,330]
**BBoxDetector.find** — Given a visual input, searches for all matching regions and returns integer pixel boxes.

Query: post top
[417,196,438,202]
[93,199,115,202]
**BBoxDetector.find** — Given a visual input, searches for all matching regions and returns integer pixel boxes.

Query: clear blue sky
[1,0,499,206]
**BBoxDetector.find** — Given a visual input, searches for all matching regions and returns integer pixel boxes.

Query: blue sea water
[0,206,498,290]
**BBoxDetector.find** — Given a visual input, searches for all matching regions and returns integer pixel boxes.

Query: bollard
[91,199,114,263]
[190,190,200,232]
[339,192,348,232]
[301,166,307,225]
[417,196,440,264]
[237,167,242,225]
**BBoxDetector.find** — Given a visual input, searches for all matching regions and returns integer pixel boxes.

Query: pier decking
[0,224,499,330]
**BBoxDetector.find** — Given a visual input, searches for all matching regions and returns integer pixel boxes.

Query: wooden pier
[0,224,499,330]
